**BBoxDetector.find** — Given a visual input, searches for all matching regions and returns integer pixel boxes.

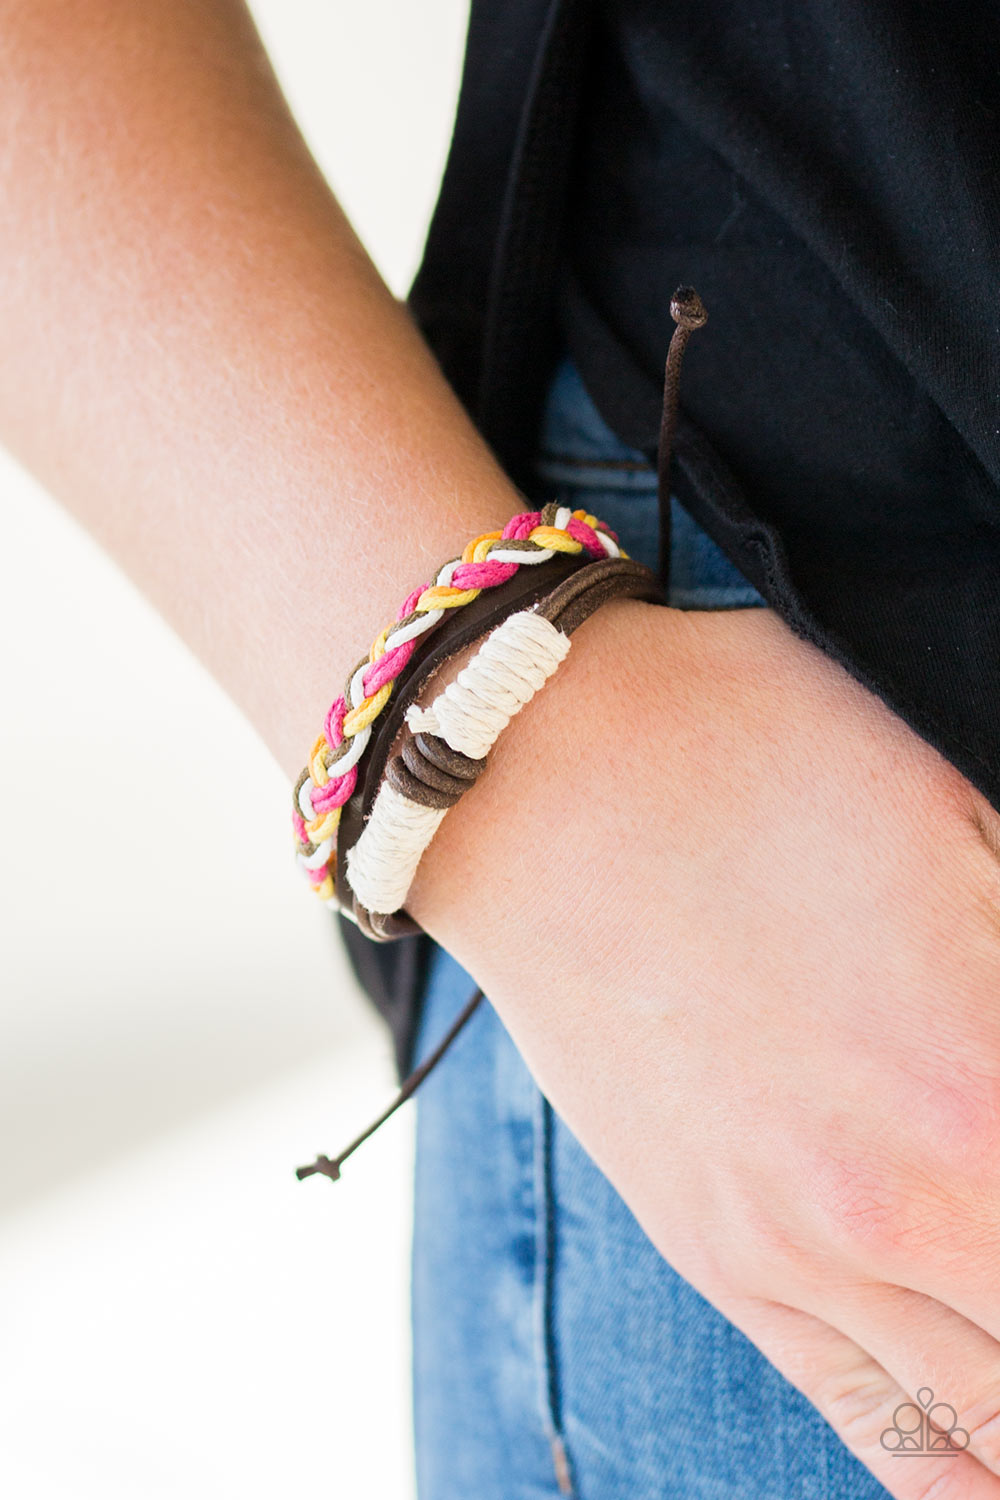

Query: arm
[0,0,533,779]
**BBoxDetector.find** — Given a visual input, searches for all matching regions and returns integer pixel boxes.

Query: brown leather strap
[342,554,667,941]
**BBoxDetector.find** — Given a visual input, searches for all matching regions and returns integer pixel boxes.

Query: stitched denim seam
[532,1086,576,1496]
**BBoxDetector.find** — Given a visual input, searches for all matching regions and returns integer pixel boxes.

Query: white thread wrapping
[404,609,571,759]
[344,608,571,917]
[345,783,450,917]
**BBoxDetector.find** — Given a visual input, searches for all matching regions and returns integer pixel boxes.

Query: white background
[0,3,470,1495]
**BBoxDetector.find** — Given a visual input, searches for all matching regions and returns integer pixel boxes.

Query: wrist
[404,596,672,955]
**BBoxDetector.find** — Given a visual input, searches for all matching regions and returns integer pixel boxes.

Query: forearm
[0,0,517,779]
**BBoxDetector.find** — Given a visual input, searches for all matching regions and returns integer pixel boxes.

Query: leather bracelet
[292,504,642,909]
[339,554,667,941]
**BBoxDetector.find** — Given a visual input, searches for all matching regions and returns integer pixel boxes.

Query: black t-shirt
[340,0,1000,1078]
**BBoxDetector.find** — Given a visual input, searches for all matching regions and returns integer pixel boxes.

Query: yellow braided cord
[342,678,393,737]
[528,527,584,553]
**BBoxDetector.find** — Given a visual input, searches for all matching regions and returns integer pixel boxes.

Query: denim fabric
[409,358,890,1499]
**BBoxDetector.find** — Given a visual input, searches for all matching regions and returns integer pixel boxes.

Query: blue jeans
[409,358,890,1499]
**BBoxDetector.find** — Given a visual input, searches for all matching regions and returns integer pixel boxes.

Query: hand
[409,597,1000,1498]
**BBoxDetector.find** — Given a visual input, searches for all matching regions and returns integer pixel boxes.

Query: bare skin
[410,598,1000,1499]
[3,3,1000,1492]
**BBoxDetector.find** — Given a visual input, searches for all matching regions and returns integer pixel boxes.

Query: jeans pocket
[533,356,768,609]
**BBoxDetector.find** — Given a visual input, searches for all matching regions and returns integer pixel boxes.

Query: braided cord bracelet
[292,502,632,909]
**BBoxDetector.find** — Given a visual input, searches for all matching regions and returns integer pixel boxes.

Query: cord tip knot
[670,286,708,330]
[295,1154,342,1183]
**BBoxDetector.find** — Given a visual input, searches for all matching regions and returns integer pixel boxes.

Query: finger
[810,1280,1000,1477]
[903,1251,1000,1351]
[719,1293,1000,1499]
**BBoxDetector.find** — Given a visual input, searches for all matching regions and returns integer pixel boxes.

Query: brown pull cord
[657,286,708,583]
[297,286,708,1185]
[295,985,485,1183]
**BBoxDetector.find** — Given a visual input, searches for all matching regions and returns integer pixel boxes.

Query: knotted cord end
[293,985,487,1185]
[669,285,708,330]
[658,285,709,582]
[295,1154,342,1183]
